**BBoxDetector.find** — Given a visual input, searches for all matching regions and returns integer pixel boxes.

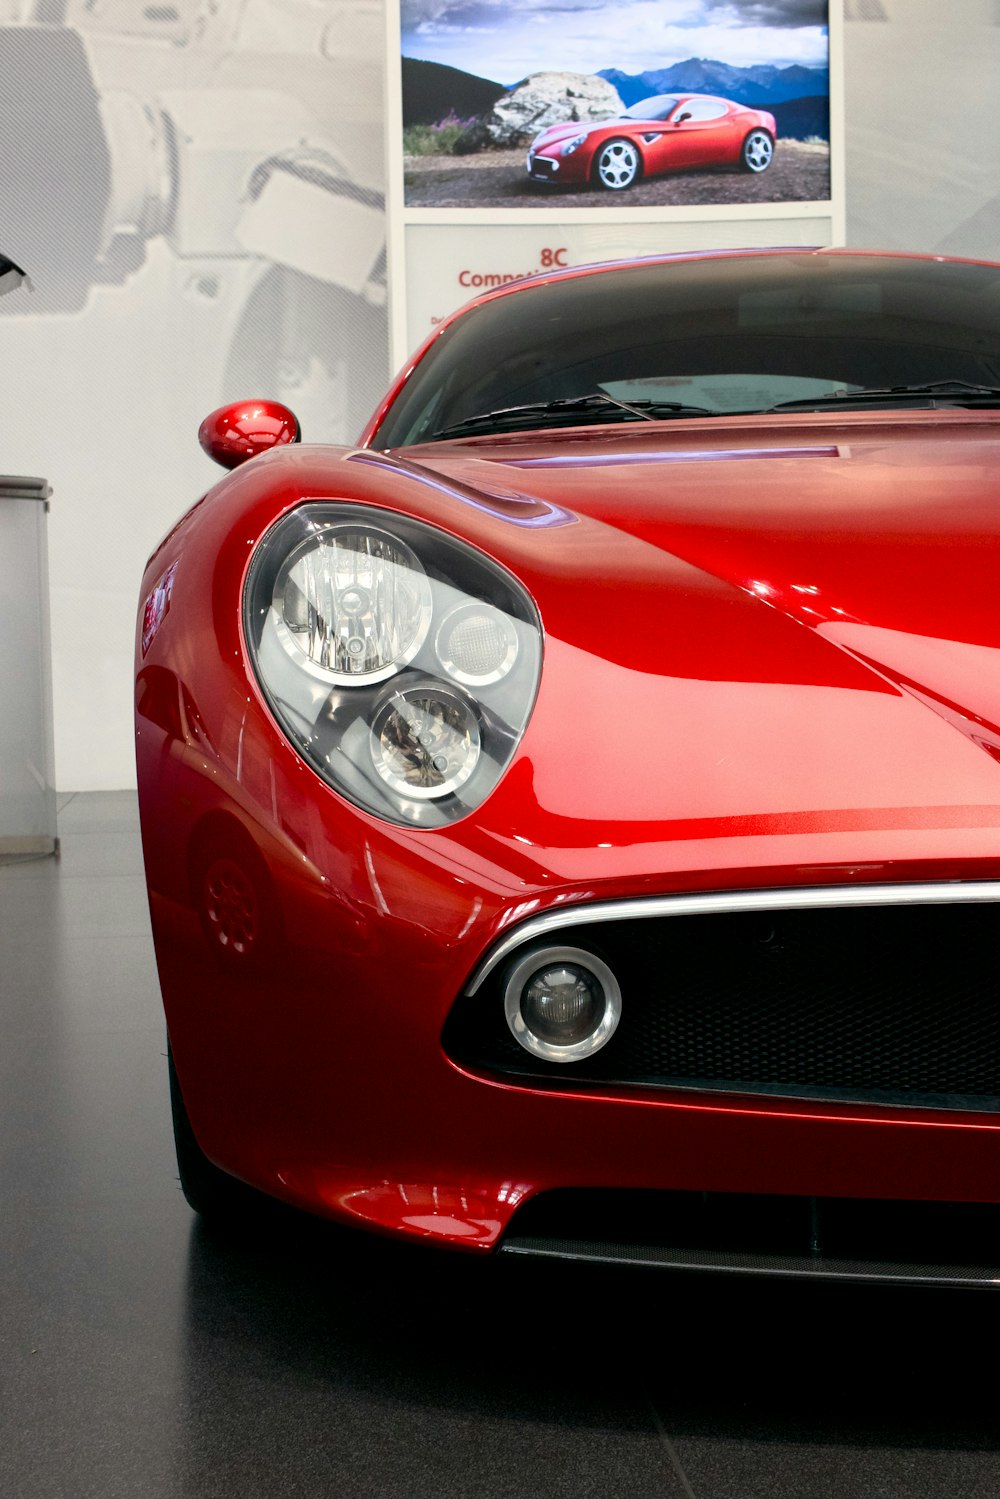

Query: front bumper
[149,803,1000,1259]
[526,150,559,182]
[526,148,587,185]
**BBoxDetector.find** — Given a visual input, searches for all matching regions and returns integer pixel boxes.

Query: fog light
[504,946,621,1063]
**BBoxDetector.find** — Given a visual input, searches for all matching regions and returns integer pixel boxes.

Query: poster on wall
[387,0,843,357]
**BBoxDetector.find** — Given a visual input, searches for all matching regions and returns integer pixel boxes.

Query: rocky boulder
[455,72,623,152]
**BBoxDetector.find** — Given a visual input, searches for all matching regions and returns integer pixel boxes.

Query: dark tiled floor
[3,793,1000,1497]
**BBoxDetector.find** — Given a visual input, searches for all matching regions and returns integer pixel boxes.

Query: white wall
[844,0,1000,257]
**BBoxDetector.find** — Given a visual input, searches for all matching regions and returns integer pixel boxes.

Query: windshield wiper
[427,393,711,441]
[762,380,1000,414]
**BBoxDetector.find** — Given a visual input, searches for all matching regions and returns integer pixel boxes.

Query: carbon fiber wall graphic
[0,1,390,790]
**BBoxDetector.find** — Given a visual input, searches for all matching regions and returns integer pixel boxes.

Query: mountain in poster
[769,96,829,142]
[402,57,505,126]
[599,58,829,109]
[401,54,830,142]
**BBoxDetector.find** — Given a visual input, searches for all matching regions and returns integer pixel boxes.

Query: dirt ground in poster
[404,140,829,210]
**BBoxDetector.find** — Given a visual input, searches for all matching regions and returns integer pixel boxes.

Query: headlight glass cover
[244,503,542,827]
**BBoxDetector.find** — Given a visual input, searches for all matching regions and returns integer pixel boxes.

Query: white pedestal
[0,476,57,857]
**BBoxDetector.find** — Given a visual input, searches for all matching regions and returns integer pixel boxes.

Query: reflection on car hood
[532,117,633,146]
[214,416,1000,877]
[399,412,1000,778]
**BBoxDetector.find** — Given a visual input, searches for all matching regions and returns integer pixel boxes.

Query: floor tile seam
[53,833,142,844]
[56,791,137,804]
[53,839,140,851]
[0,869,147,882]
[643,1391,700,1498]
[1,1033,166,1056]
[3,1030,163,1048]
[0,933,155,949]
[0,921,152,932]
[0,958,156,977]
[1,1196,184,1221]
[56,820,140,831]
[0,899,152,911]
[0,877,147,890]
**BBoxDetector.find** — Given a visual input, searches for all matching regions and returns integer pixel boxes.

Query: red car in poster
[138,250,1000,1284]
[526,93,776,189]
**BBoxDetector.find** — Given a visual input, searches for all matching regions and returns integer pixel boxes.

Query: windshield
[621,95,679,121]
[372,253,1000,450]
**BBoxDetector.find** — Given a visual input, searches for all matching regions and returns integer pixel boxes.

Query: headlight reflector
[371,682,481,799]
[273,524,431,685]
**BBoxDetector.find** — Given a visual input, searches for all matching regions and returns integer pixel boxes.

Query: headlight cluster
[244,504,542,826]
[561,134,586,157]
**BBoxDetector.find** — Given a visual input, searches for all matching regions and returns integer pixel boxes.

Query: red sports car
[526,93,776,190]
[138,249,1000,1283]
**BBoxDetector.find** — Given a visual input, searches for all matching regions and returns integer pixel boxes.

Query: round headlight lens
[370,682,481,799]
[272,524,431,685]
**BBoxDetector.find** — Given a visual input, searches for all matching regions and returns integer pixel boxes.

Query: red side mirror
[198,400,301,470]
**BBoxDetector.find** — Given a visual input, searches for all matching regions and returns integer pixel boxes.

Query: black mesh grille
[443,900,1000,1110]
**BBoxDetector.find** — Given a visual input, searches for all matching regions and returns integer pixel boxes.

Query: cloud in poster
[401,1,828,82]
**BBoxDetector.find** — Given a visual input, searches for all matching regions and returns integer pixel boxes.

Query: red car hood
[532,118,622,147]
[370,410,1000,884]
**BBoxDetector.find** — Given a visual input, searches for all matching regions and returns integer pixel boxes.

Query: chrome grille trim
[465,881,1000,994]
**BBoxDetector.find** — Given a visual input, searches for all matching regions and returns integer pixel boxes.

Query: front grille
[527,155,558,178]
[500,1188,1000,1284]
[444,899,1000,1111]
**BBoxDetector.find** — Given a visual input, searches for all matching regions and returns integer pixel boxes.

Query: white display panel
[387,1,844,363]
[404,213,836,353]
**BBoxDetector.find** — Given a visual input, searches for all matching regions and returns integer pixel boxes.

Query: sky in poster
[401,1,829,82]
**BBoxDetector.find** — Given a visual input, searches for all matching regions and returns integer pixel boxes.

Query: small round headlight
[504,946,621,1063]
[435,601,518,686]
[370,681,481,799]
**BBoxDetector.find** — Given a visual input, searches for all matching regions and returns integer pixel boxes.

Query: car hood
[371,411,1000,883]
[398,412,1000,677]
[203,411,1000,889]
[532,117,628,147]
